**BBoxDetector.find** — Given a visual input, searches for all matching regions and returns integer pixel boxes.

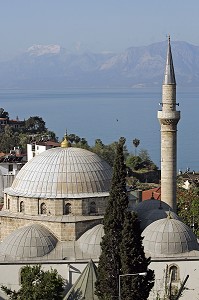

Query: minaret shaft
[157,38,180,212]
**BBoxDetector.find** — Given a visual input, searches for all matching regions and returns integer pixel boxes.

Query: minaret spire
[157,36,180,212]
[163,35,176,85]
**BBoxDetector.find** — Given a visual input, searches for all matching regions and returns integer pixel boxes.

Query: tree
[138,149,151,162]
[91,139,129,167]
[95,137,128,299]
[177,187,199,236]
[95,137,154,299]
[120,211,154,300]
[1,265,65,300]
[126,154,142,170]
[0,108,9,118]
[126,150,157,172]
[78,137,90,149]
[92,139,116,166]
[133,138,140,156]
[0,125,16,153]
[25,116,47,133]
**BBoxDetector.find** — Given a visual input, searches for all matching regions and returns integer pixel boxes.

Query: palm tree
[133,138,140,156]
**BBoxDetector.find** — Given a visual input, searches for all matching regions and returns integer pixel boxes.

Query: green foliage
[1,265,65,300]
[138,149,150,162]
[91,139,117,166]
[126,155,142,170]
[95,137,128,299]
[177,187,199,236]
[17,133,30,151]
[133,138,140,155]
[95,137,154,300]
[25,116,47,134]
[133,138,140,148]
[66,133,90,150]
[0,126,16,153]
[68,133,81,144]
[126,149,157,172]
[0,108,9,118]
[120,211,154,300]
[91,139,129,166]
[0,115,57,153]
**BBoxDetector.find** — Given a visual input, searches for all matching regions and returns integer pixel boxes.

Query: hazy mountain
[0,41,199,89]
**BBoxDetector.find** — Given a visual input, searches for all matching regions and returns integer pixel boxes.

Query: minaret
[157,36,180,212]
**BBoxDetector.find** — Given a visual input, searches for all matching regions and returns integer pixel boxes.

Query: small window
[90,201,96,214]
[8,164,13,172]
[19,201,25,213]
[64,203,71,215]
[169,265,179,282]
[40,203,47,215]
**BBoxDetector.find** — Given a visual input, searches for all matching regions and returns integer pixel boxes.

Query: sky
[0,0,199,60]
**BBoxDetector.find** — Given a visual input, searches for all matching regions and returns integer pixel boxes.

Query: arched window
[19,201,25,213]
[64,203,71,215]
[169,265,179,282]
[90,201,96,214]
[40,203,47,215]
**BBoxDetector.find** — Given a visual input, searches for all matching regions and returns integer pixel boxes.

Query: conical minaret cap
[163,36,176,85]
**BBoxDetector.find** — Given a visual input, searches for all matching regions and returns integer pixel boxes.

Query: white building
[27,140,60,161]
[0,148,25,198]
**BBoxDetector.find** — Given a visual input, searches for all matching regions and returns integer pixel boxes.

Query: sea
[0,87,199,171]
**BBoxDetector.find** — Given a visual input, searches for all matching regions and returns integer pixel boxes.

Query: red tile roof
[142,187,161,201]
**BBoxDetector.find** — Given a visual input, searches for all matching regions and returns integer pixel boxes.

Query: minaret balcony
[157,111,180,126]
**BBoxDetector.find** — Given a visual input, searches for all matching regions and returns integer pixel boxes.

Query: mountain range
[0,41,199,89]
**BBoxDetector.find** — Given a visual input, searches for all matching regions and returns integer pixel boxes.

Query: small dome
[6,147,112,198]
[78,224,104,256]
[0,224,57,259]
[133,199,172,217]
[142,218,199,257]
[140,209,179,230]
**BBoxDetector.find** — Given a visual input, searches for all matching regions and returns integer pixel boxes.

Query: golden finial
[61,130,71,148]
[167,209,172,219]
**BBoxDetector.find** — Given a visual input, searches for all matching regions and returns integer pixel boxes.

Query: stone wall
[0,215,103,241]
[3,194,108,216]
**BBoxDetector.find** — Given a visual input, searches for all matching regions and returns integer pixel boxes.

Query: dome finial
[61,129,71,148]
[167,208,172,219]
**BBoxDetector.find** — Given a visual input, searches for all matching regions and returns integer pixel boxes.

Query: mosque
[0,38,199,300]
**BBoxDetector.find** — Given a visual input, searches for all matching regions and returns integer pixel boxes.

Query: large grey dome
[6,147,112,198]
[78,224,104,256]
[140,209,179,230]
[0,224,57,259]
[142,217,199,257]
[133,199,172,217]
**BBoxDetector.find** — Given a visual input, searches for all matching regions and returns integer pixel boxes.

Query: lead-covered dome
[0,224,57,259]
[142,217,199,257]
[133,199,172,217]
[6,147,112,198]
[78,224,104,256]
[140,209,179,231]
